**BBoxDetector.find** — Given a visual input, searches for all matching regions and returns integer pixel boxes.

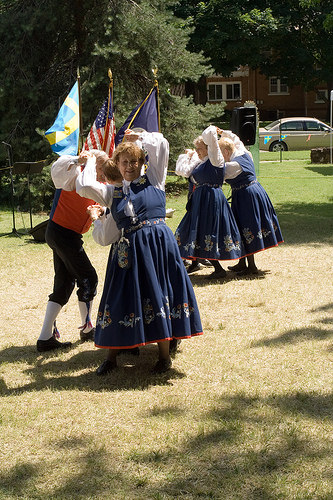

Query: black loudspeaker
[230,106,257,145]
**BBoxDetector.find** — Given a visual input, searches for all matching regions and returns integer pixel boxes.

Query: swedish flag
[45,82,80,155]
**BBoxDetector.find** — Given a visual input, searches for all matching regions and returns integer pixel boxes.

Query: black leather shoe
[169,339,181,355]
[228,262,247,272]
[152,357,172,374]
[237,267,259,276]
[187,262,202,274]
[96,359,117,376]
[198,259,213,267]
[80,328,95,342]
[37,336,72,352]
[205,268,227,279]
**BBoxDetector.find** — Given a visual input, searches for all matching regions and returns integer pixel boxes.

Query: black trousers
[45,220,98,306]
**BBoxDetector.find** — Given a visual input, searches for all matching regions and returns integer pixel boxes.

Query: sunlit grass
[0,154,332,499]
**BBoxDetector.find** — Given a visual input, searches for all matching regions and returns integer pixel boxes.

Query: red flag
[83,91,115,156]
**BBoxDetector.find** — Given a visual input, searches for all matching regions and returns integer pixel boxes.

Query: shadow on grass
[129,392,332,499]
[0,343,185,395]
[189,269,270,288]
[251,326,332,347]
[312,302,333,312]
[277,201,333,245]
[0,230,28,238]
[0,437,123,499]
[0,391,331,498]
[305,165,333,176]
[251,301,333,349]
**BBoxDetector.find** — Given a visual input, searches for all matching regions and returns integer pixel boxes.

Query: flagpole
[77,67,84,153]
[103,68,113,151]
[124,75,159,134]
[152,67,161,132]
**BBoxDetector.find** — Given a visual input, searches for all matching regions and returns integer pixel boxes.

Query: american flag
[83,94,115,156]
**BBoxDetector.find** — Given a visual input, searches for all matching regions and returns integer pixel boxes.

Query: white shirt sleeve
[140,131,169,190]
[92,211,121,246]
[201,125,225,168]
[76,155,114,206]
[224,161,243,180]
[51,155,81,191]
[175,151,201,178]
[220,129,248,158]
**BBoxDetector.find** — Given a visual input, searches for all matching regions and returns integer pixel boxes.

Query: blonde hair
[89,149,109,162]
[193,136,205,148]
[111,142,145,167]
[102,158,123,183]
[218,137,236,155]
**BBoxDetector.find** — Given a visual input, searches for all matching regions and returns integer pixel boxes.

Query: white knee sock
[38,301,62,340]
[78,300,94,333]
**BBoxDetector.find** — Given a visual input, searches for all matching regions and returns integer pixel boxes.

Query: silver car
[259,117,333,151]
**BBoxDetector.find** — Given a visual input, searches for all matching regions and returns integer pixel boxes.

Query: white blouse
[76,131,169,207]
[51,155,81,191]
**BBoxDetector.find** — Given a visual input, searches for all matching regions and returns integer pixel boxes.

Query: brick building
[184,66,329,122]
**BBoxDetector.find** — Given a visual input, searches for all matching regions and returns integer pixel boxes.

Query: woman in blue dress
[76,130,203,375]
[217,128,283,274]
[175,126,245,279]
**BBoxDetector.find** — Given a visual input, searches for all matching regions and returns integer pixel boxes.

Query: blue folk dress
[175,159,245,261]
[94,176,203,350]
[225,152,283,254]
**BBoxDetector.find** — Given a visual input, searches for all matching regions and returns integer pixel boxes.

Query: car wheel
[269,141,288,152]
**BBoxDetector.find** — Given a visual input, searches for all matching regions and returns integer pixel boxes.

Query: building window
[207,82,241,102]
[226,83,241,100]
[315,89,328,103]
[269,77,289,94]
[208,84,223,101]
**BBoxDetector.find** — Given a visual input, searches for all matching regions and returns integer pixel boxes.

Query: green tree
[0,0,217,161]
[175,0,333,115]
[0,0,225,208]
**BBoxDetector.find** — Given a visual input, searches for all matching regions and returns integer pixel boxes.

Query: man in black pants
[37,150,108,352]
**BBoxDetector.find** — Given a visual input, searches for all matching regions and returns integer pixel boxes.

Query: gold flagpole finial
[152,67,158,83]
[108,68,113,82]
[151,67,160,132]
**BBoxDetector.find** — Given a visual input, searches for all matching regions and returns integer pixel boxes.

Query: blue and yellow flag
[115,85,159,146]
[45,82,80,155]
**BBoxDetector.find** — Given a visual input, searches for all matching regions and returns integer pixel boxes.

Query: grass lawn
[0,152,332,499]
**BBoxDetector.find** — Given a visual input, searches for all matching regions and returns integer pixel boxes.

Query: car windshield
[265,120,280,130]
[319,123,332,132]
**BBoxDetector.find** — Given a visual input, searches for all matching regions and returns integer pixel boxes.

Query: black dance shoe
[152,357,172,374]
[37,336,72,352]
[96,359,117,376]
[237,267,259,276]
[169,339,181,355]
[205,268,227,279]
[187,262,202,274]
[80,328,95,342]
[198,259,213,267]
[228,262,247,272]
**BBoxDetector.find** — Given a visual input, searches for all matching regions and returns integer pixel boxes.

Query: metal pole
[330,90,333,165]
[2,141,18,235]
[77,67,84,153]
[27,172,33,230]
[279,117,282,163]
